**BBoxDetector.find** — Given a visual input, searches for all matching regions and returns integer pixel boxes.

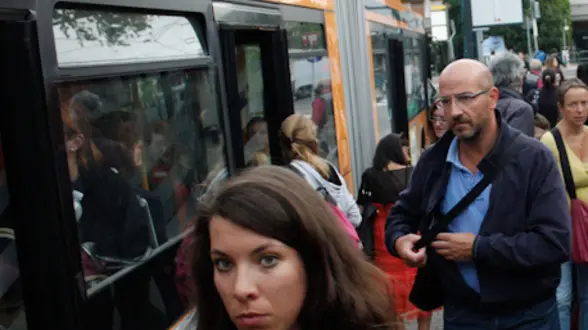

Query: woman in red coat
[358,133,434,330]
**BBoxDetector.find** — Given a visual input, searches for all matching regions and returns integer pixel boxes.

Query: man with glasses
[386,59,570,329]
[489,52,535,137]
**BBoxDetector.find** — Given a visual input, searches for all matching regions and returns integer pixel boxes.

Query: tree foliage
[53,9,151,46]
[445,0,571,57]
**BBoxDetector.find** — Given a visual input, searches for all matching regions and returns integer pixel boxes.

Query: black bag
[409,133,524,311]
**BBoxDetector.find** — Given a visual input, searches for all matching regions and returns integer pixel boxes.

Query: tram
[0,0,432,329]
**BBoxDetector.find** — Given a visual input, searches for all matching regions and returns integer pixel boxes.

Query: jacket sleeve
[342,186,362,227]
[474,148,571,269]
[508,102,535,137]
[384,158,428,257]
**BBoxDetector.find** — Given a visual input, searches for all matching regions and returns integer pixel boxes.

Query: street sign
[471,0,523,28]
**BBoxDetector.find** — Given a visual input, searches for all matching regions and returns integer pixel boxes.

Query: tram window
[285,22,338,167]
[0,142,27,330]
[370,32,392,139]
[404,37,425,120]
[235,44,270,167]
[58,68,224,291]
[52,8,206,67]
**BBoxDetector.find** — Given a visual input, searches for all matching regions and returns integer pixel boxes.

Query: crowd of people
[166,49,588,330]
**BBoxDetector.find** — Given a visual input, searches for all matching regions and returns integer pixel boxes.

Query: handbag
[552,128,588,263]
[409,133,524,311]
[356,173,379,260]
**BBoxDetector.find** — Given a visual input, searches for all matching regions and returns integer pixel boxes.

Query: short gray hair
[530,59,542,71]
[488,52,526,91]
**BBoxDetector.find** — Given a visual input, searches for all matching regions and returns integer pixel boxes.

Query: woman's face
[431,108,447,139]
[210,216,307,330]
[560,87,588,127]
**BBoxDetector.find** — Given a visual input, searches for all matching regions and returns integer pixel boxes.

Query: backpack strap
[552,128,577,199]
[414,133,525,250]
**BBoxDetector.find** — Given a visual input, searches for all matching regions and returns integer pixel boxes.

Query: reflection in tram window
[58,69,223,329]
[0,143,27,330]
[236,45,270,167]
[404,37,425,120]
[52,9,206,67]
[370,32,393,139]
[286,22,338,167]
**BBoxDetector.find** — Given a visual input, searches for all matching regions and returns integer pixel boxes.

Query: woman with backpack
[357,134,433,330]
[279,114,361,227]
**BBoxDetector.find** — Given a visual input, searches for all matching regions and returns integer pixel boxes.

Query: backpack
[287,164,360,247]
[529,89,541,113]
[523,71,541,95]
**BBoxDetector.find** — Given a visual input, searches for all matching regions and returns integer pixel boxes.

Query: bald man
[386,59,570,329]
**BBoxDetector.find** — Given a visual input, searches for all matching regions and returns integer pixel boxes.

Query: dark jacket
[496,87,535,137]
[385,110,570,310]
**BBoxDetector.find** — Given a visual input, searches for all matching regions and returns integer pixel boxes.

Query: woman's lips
[235,313,270,327]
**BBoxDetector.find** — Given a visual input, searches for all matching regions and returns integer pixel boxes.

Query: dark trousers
[444,296,560,330]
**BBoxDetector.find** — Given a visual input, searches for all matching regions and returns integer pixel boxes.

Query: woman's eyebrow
[210,243,277,257]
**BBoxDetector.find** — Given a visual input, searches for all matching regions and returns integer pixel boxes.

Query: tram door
[0,9,84,330]
[386,37,408,135]
[214,2,293,168]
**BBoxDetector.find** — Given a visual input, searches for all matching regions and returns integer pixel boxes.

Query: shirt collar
[446,137,468,172]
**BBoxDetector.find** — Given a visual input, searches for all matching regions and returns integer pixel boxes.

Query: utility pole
[563,18,568,51]
[461,0,474,58]
[525,16,532,57]
[532,0,540,53]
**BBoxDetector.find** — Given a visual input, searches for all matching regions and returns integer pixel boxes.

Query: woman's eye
[213,259,233,272]
[259,255,278,268]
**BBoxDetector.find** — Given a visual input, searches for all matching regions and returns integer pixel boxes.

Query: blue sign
[307,56,322,63]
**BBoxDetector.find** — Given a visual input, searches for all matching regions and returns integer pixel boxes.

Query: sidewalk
[405,311,443,330]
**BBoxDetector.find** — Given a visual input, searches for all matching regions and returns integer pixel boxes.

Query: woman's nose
[233,267,260,302]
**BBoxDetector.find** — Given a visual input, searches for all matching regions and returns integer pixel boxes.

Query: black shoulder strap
[414,133,525,250]
[552,128,577,199]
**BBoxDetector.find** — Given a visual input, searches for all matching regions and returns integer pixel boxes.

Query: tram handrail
[86,229,190,297]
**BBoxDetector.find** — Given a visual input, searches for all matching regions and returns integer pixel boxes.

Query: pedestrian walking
[489,52,535,136]
[386,59,571,329]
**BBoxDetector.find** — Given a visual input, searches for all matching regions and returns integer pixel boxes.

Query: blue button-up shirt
[442,137,491,293]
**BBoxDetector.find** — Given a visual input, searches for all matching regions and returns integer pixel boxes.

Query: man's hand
[395,234,427,268]
[431,233,476,262]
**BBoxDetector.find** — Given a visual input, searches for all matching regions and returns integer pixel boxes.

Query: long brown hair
[61,102,102,168]
[280,114,330,178]
[191,166,397,330]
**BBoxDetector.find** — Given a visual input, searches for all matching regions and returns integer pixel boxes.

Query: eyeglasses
[434,89,490,111]
[429,115,446,124]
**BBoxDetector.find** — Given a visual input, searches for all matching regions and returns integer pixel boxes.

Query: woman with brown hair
[538,56,565,89]
[279,114,361,227]
[183,165,398,330]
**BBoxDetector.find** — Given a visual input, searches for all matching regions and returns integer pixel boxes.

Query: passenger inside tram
[65,97,188,330]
